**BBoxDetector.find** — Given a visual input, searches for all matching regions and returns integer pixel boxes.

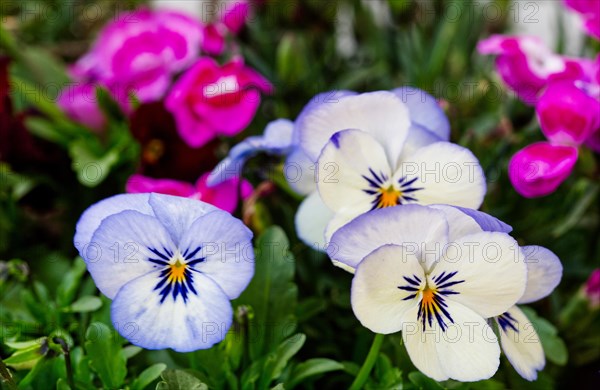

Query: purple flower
[72,8,203,103]
[57,83,107,131]
[201,0,250,55]
[564,0,600,39]
[74,193,254,352]
[584,269,600,307]
[165,57,272,148]
[508,142,578,198]
[126,173,252,213]
[477,35,585,105]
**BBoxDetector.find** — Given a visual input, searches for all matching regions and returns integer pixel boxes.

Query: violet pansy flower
[74,193,254,352]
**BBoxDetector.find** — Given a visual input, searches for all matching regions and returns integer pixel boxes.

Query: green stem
[349,333,384,390]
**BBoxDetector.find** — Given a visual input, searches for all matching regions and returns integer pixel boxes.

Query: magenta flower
[165,57,272,148]
[584,269,600,307]
[201,0,250,55]
[508,142,578,198]
[477,35,584,104]
[564,0,600,39]
[537,81,600,146]
[57,84,107,131]
[72,9,203,103]
[126,173,252,213]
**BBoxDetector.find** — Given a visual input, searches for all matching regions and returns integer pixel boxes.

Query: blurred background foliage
[1,0,599,389]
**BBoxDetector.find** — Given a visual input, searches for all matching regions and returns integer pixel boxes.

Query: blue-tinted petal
[328,204,449,272]
[74,194,153,258]
[392,87,450,140]
[178,209,254,300]
[293,90,357,145]
[148,193,219,245]
[111,269,233,352]
[284,148,317,195]
[87,210,176,299]
[398,124,444,163]
[207,119,295,187]
[519,246,562,304]
[451,206,513,233]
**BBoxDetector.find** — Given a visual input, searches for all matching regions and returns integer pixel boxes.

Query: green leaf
[84,322,127,389]
[56,257,87,307]
[130,363,167,390]
[408,372,443,390]
[56,378,71,390]
[68,139,119,188]
[123,345,143,360]
[156,369,208,390]
[235,226,298,360]
[520,307,568,366]
[64,296,102,313]
[95,87,126,123]
[286,358,344,389]
[260,334,306,389]
[4,342,46,370]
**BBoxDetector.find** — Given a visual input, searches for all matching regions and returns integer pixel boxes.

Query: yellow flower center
[376,185,402,208]
[167,260,188,284]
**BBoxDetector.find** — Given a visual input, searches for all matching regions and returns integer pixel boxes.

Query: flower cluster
[56,4,272,211]
[478,0,599,198]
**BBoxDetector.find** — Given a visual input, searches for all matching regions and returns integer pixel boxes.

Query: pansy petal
[519,246,562,304]
[298,91,411,167]
[328,205,449,272]
[392,87,450,140]
[398,125,445,163]
[317,129,392,213]
[295,191,333,250]
[87,210,176,299]
[285,149,317,195]
[148,193,219,245]
[178,210,254,300]
[352,245,424,334]
[451,206,512,233]
[324,209,360,247]
[432,232,526,318]
[497,306,545,381]
[402,300,500,382]
[396,142,486,209]
[111,270,232,352]
[429,205,484,242]
[74,194,153,257]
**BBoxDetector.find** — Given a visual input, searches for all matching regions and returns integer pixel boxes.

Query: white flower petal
[324,209,359,246]
[178,210,254,300]
[298,91,411,167]
[397,125,445,164]
[149,193,219,245]
[396,142,486,209]
[74,194,153,257]
[429,205,484,242]
[285,148,317,195]
[351,245,424,334]
[392,87,450,140]
[328,205,449,272]
[519,246,562,304]
[401,300,500,382]
[87,210,176,299]
[432,232,527,318]
[497,306,545,381]
[294,191,334,250]
[111,270,232,352]
[317,129,391,213]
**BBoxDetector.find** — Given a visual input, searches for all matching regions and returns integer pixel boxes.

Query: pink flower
[165,57,272,148]
[57,84,106,131]
[584,269,600,307]
[508,142,578,198]
[72,9,203,103]
[564,0,600,39]
[478,35,584,104]
[537,81,600,146]
[201,0,250,55]
[126,173,252,213]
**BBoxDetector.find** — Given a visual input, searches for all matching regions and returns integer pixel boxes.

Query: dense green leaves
[84,323,127,389]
